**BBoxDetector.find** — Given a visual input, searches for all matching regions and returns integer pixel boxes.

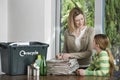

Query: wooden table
[0,75,119,80]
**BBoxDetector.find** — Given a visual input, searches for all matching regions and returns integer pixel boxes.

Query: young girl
[76,34,115,76]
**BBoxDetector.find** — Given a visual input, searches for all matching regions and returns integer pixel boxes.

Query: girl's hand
[76,69,85,76]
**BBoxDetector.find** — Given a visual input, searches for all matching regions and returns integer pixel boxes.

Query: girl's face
[93,39,101,51]
[74,14,85,28]
[93,39,97,50]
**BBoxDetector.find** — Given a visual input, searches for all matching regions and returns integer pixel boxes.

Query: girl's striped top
[85,51,110,76]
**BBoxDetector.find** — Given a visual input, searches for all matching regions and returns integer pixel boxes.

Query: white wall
[0,0,56,74]
[44,0,56,60]
[8,0,45,41]
[0,0,8,41]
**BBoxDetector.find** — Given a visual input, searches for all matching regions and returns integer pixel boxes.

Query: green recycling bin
[0,42,49,75]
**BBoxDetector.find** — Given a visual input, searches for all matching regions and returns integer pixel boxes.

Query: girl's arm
[85,52,110,76]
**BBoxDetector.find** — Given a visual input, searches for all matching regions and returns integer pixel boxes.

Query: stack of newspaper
[47,59,79,75]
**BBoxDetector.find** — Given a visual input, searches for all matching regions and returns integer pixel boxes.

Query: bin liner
[0,42,49,75]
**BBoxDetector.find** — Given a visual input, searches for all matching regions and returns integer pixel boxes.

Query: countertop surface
[0,74,119,80]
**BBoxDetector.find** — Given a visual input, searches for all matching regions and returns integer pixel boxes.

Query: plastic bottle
[35,55,42,67]
[33,54,42,76]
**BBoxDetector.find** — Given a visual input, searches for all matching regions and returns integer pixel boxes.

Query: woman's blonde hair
[68,7,86,32]
[94,34,115,76]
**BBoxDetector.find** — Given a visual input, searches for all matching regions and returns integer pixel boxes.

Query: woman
[56,7,95,68]
[76,34,115,76]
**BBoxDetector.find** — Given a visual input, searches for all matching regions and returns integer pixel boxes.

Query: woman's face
[74,14,85,28]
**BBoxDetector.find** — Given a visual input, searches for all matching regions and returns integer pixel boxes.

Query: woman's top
[63,27,95,67]
[75,26,87,50]
[85,51,110,76]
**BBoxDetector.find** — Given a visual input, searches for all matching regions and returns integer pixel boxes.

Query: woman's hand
[56,54,62,60]
[76,69,85,76]
[56,53,72,60]
[62,53,71,60]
